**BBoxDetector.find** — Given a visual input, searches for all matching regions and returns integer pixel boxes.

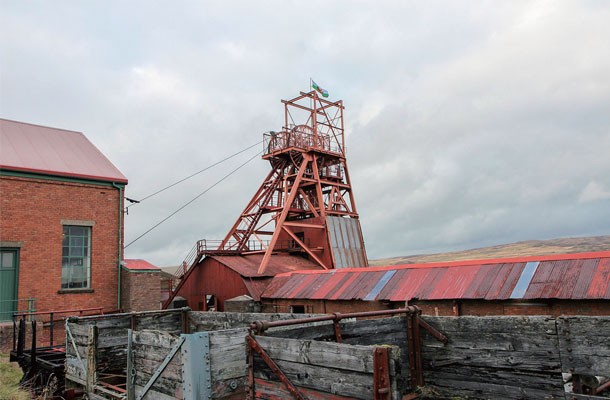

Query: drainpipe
[112,182,124,310]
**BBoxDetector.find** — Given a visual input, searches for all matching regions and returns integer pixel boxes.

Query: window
[62,226,91,289]
[290,305,305,314]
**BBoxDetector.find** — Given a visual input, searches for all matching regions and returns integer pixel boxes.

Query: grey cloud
[2,1,609,266]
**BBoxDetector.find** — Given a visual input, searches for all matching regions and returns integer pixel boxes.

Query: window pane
[70,258,83,266]
[1,252,14,268]
[70,226,85,236]
[62,225,91,289]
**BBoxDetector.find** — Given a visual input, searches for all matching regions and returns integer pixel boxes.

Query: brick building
[121,259,161,312]
[260,251,610,316]
[0,118,128,321]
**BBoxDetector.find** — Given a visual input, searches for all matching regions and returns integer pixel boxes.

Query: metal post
[17,318,25,357]
[31,320,37,369]
[373,347,391,400]
[247,339,255,400]
[126,329,134,400]
[12,317,16,351]
[406,314,417,390]
[49,312,54,346]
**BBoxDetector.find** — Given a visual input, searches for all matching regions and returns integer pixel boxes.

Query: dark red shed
[173,254,322,311]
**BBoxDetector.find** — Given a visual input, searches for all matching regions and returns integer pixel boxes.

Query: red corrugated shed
[210,254,323,277]
[261,251,610,301]
[0,118,127,183]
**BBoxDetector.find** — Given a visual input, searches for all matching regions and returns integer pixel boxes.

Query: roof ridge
[0,118,84,135]
[274,250,610,277]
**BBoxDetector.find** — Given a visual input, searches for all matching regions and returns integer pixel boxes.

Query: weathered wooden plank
[134,357,182,381]
[253,357,374,399]
[558,354,610,376]
[565,394,610,400]
[133,383,178,400]
[422,347,561,371]
[189,311,325,333]
[423,367,564,393]
[134,370,181,398]
[421,315,558,334]
[557,317,610,376]
[68,322,90,337]
[254,335,397,375]
[66,356,87,382]
[254,378,358,400]
[212,376,248,399]
[134,330,180,348]
[426,375,565,400]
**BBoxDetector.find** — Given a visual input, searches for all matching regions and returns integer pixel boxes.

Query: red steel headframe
[213,90,364,274]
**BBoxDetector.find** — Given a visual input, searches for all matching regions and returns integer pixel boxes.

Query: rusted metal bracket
[333,313,343,343]
[373,347,391,400]
[417,316,448,344]
[406,314,424,389]
[246,335,304,400]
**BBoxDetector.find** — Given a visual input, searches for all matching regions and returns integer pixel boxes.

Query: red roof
[123,259,161,271]
[210,254,323,278]
[0,119,127,183]
[261,251,610,301]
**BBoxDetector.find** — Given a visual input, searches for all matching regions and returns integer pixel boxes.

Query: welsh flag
[312,80,329,98]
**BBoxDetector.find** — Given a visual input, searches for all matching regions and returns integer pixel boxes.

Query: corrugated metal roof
[210,254,323,278]
[0,118,127,183]
[327,216,368,268]
[261,251,610,301]
[122,259,160,271]
[123,259,160,271]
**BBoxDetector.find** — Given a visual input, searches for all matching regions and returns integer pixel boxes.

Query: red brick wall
[120,268,161,312]
[0,175,123,314]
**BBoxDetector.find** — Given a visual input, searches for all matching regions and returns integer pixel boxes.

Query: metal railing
[198,238,311,254]
[263,126,343,156]
[0,298,36,322]
[13,306,103,348]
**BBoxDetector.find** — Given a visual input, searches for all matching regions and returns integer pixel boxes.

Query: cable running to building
[126,140,261,210]
[125,150,262,248]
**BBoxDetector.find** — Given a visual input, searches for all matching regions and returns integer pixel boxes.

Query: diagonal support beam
[258,155,311,274]
[297,188,319,217]
[247,335,304,400]
[282,226,329,269]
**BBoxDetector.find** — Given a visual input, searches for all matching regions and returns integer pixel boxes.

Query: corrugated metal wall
[326,216,368,269]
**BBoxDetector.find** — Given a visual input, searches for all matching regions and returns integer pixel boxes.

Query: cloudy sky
[2,1,609,266]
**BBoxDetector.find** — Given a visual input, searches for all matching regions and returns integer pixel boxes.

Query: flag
[312,80,329,98]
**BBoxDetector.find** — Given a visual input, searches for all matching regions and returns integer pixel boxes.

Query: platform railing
[0,297,36,322]
[198,238,311,254]
[13,306,104,348]
[263,128,343,156]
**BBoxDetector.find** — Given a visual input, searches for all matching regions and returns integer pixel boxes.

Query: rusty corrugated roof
[0,118,127,183]
[261,251,610,301]
[210,254,323,278]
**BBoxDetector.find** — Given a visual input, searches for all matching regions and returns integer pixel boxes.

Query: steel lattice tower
[205,90,368,273]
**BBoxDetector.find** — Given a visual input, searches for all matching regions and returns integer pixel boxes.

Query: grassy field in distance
[369,235,610,266]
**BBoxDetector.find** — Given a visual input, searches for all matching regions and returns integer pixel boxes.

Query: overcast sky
[2,1,609,266]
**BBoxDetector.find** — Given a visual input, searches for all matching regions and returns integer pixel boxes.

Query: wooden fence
[265,315,610,399]
[65,310,324,399]
[66,311,610,399]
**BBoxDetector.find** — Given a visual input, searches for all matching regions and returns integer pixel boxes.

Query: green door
[0,249,19,321]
